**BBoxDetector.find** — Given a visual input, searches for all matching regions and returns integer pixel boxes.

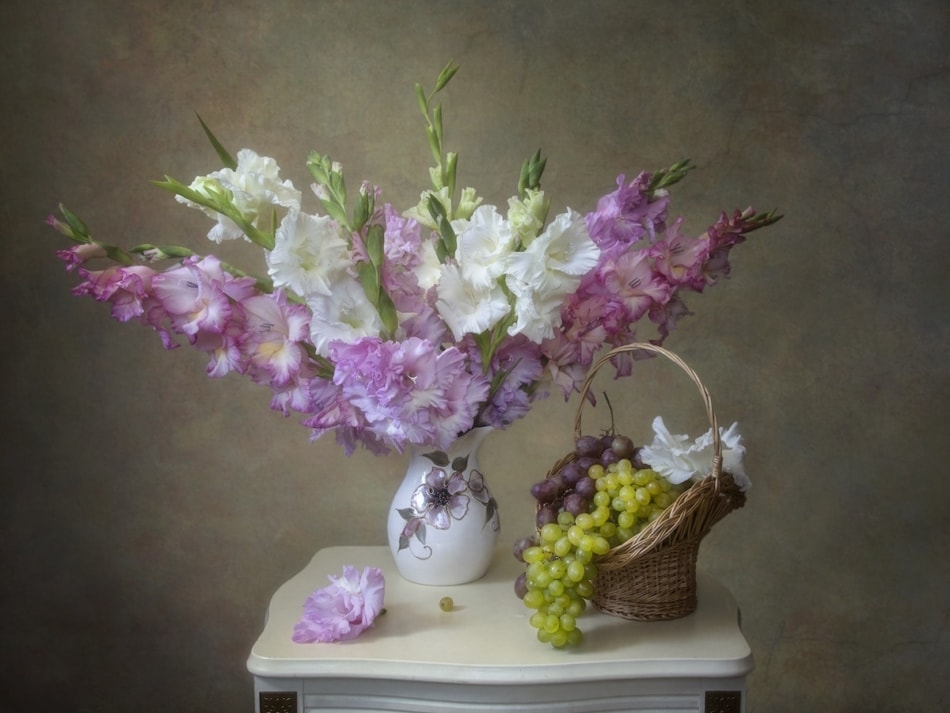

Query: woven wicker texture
[549,342,746,621]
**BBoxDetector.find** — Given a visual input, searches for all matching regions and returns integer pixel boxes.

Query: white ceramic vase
[386,426,500,585]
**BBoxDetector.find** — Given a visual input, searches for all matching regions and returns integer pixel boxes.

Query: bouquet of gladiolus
[49,63,780,456]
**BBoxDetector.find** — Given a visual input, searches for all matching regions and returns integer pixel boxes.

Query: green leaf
[57,204,93,242]
[102,245,135,266]
[440,220,457,261]
[352,191,370,231]
[366,224,385,267]
[433,103,444,145]
[444,152,458,204]
[415,82,428,116]
[530,155,547,185]
[427,195,457,260]
[427,193,447,222]
[357,261,380,303]
[196,113,237,170]
[425,125,441,166]
[330,171,347,206]
[318,198,350,227]
[377,292,399,338]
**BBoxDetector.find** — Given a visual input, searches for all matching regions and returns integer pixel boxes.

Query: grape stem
[602,392,617,437]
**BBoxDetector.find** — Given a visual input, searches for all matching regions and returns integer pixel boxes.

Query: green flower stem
[306,152,351,230]
[416,61,460,216]
[152,176,276,250]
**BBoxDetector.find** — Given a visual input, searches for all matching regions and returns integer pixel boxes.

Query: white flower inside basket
[639,416,751,492]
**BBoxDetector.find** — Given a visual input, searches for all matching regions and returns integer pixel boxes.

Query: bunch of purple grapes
[511,432,642,601]
[531,433,641,528]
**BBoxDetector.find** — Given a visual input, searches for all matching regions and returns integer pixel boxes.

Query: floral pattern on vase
[386,426,500,585]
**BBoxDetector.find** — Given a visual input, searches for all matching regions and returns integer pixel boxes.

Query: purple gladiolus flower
[585,172,668,254]
[292,565,385,644]
[326,336,489,452]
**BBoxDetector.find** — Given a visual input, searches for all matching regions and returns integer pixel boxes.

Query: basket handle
[573,343,723,481]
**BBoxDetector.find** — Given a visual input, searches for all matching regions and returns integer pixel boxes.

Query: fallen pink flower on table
[292,566,385,644]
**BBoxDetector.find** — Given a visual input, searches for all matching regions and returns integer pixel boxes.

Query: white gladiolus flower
[505,208,600,343]
[453,205,516,289]
[435,263,511,341]
[177,148,301,243]
[413,239,443,291]
[639,416,750,491]
[527,208,600,276]
[504,276,569,343]
[307,276,384,356]
[267,211,349,297]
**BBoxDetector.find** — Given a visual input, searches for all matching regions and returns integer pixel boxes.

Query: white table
[247,545,751,713]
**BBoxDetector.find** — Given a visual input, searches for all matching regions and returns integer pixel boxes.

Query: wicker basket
[545,342,746,622]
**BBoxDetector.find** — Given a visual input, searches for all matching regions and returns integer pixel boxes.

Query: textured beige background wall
[1,1,947,711]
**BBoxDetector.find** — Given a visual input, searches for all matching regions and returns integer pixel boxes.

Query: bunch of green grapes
[512,511,608,648]
[513,434,687,648]
[587,457,687,547]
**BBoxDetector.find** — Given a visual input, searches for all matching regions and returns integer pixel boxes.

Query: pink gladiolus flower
[152,256,237,337]
[193,322,247,378]
[649,292,693,342]
[650,218,711,291]
[598,250,672,323]
[268,375,315,416]
[72,264,158,322]
[292,565,385,644]
[56,243,107,272]
[241,291,311,387]
[699,208,759,285]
